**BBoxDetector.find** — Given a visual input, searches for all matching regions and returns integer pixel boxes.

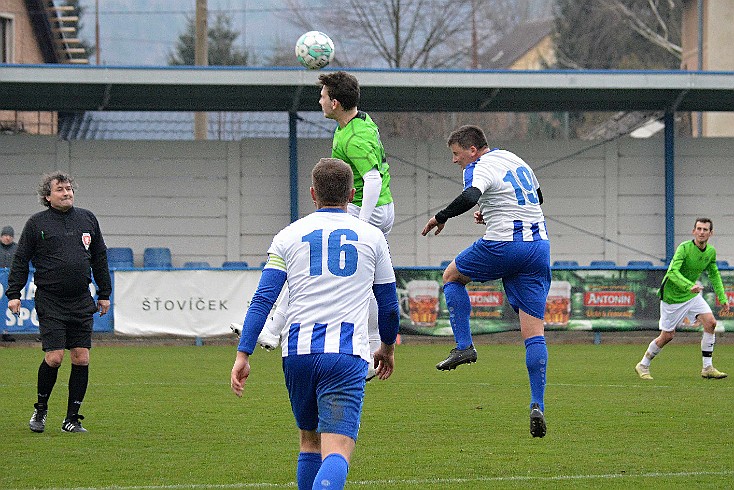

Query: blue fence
[1,268,114,334]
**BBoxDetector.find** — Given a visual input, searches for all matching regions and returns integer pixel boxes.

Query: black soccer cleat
[436,345,478,371]
[61,414,88,433]
[529,403,546,438]
[29,403,48,433]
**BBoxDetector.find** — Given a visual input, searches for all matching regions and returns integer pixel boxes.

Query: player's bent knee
[660,330,675,343]
[442,264,470,285]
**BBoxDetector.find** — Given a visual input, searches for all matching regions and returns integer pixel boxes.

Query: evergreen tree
[168,13,254,66]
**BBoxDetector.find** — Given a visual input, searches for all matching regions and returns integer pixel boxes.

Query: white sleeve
[373,234,396,285]
[359,168,381,222]
[260,287,289,337]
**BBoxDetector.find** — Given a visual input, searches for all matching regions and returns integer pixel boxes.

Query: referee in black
[6,171,112,433]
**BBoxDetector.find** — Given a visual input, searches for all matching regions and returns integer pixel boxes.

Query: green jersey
[659,240,726,305]
[331,111,392,207]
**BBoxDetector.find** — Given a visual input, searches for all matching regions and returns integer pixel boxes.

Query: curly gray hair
[38,171,75,208]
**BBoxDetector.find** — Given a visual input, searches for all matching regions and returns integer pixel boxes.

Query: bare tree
[280,0,545,140]
[609,0,682,58]
[282,0,520,68]
[553,0,681,70]
[553,0,682,139]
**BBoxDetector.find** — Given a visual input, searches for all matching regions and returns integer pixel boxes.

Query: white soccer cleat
[229,323,242,337]
[256,328,280,351]
[701,366,728,379]
[635,362,653,380]
[366,361,377,382]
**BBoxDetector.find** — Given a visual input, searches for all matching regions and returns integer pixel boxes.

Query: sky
[76,0,551,67]
[77,0,318,66]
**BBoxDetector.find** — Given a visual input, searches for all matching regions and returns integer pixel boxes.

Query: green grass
[1,342,733,489]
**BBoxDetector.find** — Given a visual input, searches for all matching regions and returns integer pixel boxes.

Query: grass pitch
[1,341,733,489]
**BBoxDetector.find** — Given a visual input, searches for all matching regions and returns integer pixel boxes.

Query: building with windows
[0,0,87,135]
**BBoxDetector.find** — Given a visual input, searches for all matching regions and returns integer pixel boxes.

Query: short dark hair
[38,171,75,208]
[447,125,489,150]
[695,217,713,231]
[312,158,353,206]
[318,71,360,111]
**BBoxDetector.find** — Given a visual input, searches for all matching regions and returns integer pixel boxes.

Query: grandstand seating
[552,260,579,267]
[107,247,134,269]
[589,260,616,267]
[221,261,249,269]
[143,247,172,268]
[183,261,210,268]
[717,260,730,268]
[627,260,654,268]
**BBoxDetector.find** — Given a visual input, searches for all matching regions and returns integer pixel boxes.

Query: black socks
[36,359,59,408]
[67,364,89,418]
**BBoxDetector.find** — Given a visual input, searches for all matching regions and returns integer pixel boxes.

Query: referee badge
[82,232,91,250]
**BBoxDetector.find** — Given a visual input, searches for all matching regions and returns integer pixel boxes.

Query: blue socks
[312,453,348,489]
[296,452,321,490]
[524,335,547,412]
[444,281,473,349]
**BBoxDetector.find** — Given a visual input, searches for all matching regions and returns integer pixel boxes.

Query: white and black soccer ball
[295,31,335,70]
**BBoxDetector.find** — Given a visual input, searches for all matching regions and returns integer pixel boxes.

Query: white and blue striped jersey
[265,209,395,362]
[465,149,548,242]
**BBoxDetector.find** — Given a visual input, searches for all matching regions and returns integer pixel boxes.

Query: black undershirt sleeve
[435,186,482,224]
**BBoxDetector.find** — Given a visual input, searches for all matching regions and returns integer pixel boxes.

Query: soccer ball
[295,31,335,70]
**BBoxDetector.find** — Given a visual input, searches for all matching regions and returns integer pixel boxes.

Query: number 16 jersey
[264,208,395,361]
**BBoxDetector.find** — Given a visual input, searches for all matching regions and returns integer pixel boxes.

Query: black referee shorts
[35,290,98,352]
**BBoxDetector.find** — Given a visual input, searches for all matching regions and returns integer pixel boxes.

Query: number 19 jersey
[466,149,548,242]
[265,208,395,362]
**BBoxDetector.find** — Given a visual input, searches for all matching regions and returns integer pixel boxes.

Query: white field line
[27,470,734,490]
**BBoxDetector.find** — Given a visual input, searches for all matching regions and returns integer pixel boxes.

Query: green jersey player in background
[320,71,394,233]
[254,72,394,380]
[635,218,730,380]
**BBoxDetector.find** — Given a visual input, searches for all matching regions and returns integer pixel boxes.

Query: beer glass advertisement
[395,267,734,336]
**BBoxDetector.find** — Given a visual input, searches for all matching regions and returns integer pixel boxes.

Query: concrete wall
[2,134,733,268]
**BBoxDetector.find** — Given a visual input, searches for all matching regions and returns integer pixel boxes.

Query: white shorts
[347,202,394,237]
[659,294,712,332]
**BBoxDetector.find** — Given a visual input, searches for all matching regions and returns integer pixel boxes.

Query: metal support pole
[664,111,675,264]
[289,112,299,222]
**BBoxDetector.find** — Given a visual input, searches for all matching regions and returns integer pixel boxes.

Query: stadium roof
[1,65,734,113]
[58,111,334,140]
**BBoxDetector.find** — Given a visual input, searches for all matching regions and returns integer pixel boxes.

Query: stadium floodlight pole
[194,0,208,140]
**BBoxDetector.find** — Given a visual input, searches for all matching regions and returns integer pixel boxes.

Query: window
[1,15,13,63]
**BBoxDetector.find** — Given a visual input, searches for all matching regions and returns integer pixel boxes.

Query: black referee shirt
[6,206,111,301]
